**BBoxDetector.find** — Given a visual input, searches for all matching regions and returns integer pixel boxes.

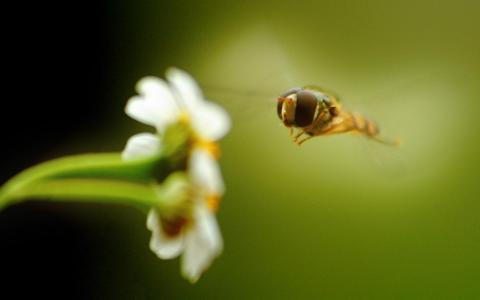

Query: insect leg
[296,134,314,146]
[293,131,305,143]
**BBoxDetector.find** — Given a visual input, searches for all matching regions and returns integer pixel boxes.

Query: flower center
[177,111,221,159]
[161,216,189,237]
[179,111,190,124]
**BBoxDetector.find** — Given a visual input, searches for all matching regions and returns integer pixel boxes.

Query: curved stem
[0,178,159,212]
[0,152,163,210]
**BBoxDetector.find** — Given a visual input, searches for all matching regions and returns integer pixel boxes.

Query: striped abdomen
[349,112,380,138]
[347,111,398,146]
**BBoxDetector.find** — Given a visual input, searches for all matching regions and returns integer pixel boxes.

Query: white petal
[181,205,223,283]
[191,101,231,141]
[126,77,180,131]
[146,209,184,259]
[166,68,204,111]
[136,76,176,104]
[125,95,179,131]
[122,133,161,161]
[189,149,225,196]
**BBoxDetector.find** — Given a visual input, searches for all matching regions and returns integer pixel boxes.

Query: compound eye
[295,90,318,127]
[280,87,302,98]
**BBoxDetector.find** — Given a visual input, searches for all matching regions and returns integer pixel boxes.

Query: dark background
[2,2,111,298]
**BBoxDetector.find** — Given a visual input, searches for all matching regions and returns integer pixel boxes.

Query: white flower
[125,68,230,140]
[146,148,224,282]
[122,68,230,283]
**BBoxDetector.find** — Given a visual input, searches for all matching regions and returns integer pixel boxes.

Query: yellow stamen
[195,139,221,159]
[178,111,221,158]
[206,195,221,213]
[179,112,190,124]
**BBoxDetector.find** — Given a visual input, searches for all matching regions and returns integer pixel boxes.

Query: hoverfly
[277,86,399,146]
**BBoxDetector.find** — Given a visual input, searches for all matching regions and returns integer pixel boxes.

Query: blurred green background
[4,0,480,298]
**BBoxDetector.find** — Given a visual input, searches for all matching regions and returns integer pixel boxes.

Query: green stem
[0,178,159,211]
[0,123,192,212]
[0,152,163,210]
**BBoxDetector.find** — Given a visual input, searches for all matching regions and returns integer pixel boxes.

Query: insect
[276,86,399,146]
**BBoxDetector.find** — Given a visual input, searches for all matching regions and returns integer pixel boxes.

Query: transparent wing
[203,85,278,129]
